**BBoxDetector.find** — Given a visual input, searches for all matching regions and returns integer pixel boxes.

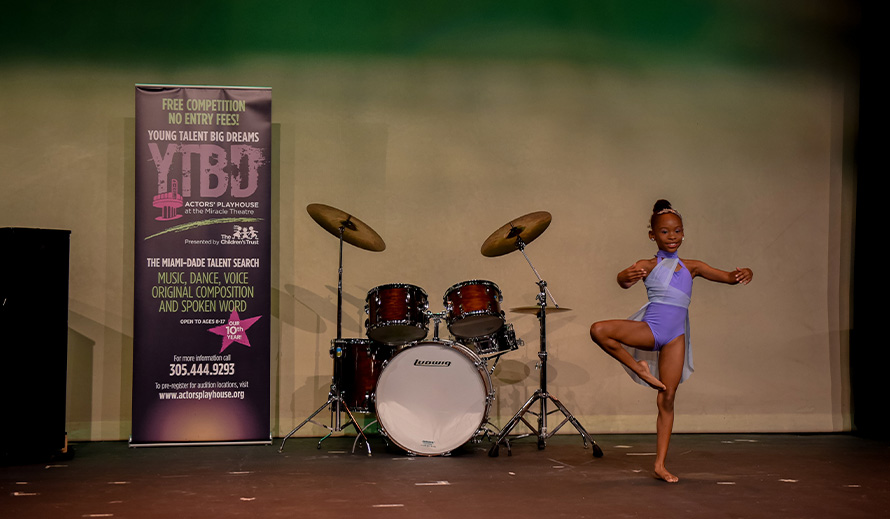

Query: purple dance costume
[643,251,692,350]
[622,250,695,386]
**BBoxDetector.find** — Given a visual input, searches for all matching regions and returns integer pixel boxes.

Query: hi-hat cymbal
[481,211,552,257]
[307,203,386,252]
[510,306,572,315]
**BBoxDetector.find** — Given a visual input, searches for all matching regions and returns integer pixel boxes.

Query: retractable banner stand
[132,85,271,445]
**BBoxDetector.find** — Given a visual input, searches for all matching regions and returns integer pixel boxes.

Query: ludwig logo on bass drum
[414,359,451,367]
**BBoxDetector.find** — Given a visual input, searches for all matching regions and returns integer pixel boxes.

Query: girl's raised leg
[590,320,666,391]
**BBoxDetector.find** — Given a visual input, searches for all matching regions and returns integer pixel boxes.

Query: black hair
[650,199,681,229]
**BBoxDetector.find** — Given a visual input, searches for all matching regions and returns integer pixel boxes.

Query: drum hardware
[481,212,603,458]
[510,306,573,315]
[429,311,445,340]
[280,205,385,455]
[485,355,502,376]
[458,322,522,360]
[473,421,504,445]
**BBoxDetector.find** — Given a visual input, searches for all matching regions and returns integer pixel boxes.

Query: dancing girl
[589,199,753,483]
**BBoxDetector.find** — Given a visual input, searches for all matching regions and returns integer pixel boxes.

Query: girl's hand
[686,260,752,285]
[618,261,649,288]
[733,267,753,285]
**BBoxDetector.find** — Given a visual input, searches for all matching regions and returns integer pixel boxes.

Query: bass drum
[374,340,493,456]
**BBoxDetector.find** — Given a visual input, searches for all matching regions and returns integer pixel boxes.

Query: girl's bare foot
[654,465,679,483]
[638,360,666,391]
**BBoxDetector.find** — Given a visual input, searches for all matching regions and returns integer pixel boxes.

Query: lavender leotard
[622,250,695,386]
[643,251,692,350]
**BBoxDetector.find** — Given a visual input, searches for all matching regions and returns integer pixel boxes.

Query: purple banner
[132,85,271,445]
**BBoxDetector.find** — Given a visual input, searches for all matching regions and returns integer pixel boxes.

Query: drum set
[279,204,602,458]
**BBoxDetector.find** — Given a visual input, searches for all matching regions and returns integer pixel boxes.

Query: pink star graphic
[208,310,262,353]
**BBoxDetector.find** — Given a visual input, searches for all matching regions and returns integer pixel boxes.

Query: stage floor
[2,433,888,518]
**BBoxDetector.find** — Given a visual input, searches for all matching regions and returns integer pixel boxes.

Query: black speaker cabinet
[0,227,70,460]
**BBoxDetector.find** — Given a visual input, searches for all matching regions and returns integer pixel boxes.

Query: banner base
[129,439,272,448]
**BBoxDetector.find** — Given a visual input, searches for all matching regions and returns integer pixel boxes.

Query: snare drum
[460,323,520,358]
[374,340,493,456]
[333,338,395,413]
[443,280,504,339]
[365,283,429,344]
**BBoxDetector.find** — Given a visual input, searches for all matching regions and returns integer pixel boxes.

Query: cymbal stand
[488,237,603,457]
[280,223,372,455]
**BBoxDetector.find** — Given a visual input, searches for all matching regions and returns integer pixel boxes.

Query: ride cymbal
[307,203,386,252]
[481,211,552,257]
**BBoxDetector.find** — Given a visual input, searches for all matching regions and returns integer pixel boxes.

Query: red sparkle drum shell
[443,280,504,339]
[333,338,395,413]
[365,283,429,345]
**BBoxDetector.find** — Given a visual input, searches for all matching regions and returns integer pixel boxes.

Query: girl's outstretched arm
[684,260,753,285]
[617,259,655,289]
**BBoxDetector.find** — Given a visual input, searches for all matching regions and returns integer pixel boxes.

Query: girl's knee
[590,321,607,343]
[658,389,677,411]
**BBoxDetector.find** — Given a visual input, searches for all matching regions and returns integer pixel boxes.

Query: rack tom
[443,280,504,339]
[365,283,429,344]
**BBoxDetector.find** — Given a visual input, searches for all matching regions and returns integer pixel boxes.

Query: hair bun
[653,199,673,213]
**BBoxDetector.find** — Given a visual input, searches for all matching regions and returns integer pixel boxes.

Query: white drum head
[375,341,491,455]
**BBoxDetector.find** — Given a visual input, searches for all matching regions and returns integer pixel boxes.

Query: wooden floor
[2,433,888,518]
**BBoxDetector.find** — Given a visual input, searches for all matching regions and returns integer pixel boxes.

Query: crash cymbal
[510,306,572,315]
[307,203,386,252]
[481,211,552,257]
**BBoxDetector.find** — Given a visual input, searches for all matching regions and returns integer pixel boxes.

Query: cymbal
[510,306,572,315]
[307,203,385,252]
[481,211,552,257]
